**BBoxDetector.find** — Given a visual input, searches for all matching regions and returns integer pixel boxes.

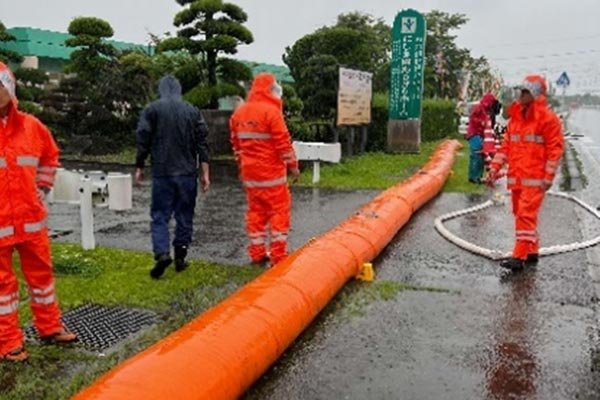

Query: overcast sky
[4,0,600,93]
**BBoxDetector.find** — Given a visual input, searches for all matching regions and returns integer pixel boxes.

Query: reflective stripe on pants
[245,185,291,264]
[243,176,287,188]
[511,188,545,259]
[0,233,62,355]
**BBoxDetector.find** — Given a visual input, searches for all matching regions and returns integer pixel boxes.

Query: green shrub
[369,94,458,151]
[421,98,459,142]
[287,117,315,142]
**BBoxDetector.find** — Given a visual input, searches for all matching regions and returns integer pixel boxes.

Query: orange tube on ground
[75,139,462,400]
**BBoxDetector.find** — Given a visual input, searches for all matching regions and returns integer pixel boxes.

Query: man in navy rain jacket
[135,75,210,279]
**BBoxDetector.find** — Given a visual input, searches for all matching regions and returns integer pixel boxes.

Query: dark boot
[499,258,525,271]
[174,246,189,273]
[151,253,172,279]
[251,256,270,268]
[526,253,539,265]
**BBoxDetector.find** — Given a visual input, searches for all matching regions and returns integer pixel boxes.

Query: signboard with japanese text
[389,9,427,120]
[337,67,373,126]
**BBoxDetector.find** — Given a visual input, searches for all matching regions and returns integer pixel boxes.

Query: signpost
[556,71,570,109]
[388,9,427,152]
[337,67,373,155]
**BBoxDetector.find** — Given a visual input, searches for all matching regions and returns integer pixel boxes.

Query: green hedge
[369,94,458,151]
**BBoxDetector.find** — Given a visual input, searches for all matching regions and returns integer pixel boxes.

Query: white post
[79,177,95,250]
[312,161,321,184]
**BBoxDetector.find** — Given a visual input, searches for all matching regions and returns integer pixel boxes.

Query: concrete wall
[202,110,233,157]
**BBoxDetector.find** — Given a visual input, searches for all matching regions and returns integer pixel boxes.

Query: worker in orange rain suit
[0,62,76,362]
[487,75,564,271]
[230,73,300,267]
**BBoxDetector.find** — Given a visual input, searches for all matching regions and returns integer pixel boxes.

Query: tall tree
[0,22,23,64]
[159,0,253,108]
[284,12,390,119]
[423,10,494,99]
[65,17,118,82]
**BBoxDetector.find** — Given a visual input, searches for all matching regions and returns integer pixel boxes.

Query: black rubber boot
[150,253,172,279]
[526,253,539,265]
[499,258,525,271]
[174,246,189,273]
[251,256,270,268]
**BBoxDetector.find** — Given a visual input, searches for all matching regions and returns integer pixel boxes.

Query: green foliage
[368,92,390,152]
[284,12,391,119]
[0,21,23,63]
[150,52,205,93]
[163,0,254,108]
[369,94,458,151]
[17,101,42,115]
[287,118,315,141]
[421,98,459,141]
[282,83,303,118]
[423,11,497,99]
[65,17,118,81]
[297,54,338,119]
[67,17,114,37]
[218,57,253,84]
[184,81,243,108]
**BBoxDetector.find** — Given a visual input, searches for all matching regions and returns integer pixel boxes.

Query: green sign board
[389,9,427,120]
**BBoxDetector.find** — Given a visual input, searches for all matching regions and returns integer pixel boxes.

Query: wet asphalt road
[246,111,600,399]
[51,112,600,399]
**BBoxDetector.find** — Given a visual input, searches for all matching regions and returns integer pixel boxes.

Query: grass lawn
[1,244,261,400]
[60,147,138,165]
[298,139,485,194]
[61,147,235,165]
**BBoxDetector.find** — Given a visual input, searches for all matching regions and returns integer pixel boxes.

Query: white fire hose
[435,191,600,260]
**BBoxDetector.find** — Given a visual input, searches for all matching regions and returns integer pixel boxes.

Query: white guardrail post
[292,141,342,184]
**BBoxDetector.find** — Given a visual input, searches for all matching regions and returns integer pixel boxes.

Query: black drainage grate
[25,304,157,351]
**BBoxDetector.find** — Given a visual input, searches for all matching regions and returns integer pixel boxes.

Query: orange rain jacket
[491,97,563,190]
[230,73,298,187]
[0,65,59,247]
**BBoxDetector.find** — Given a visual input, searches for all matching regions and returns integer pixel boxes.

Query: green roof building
[1,27,294,83]
[0,27,154,72]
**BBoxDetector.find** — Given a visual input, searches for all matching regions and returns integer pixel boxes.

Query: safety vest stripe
[0,157,6,168]
[510,134,520,141]
[0,301,19,315]
[24,220,46,233]
[32,294,55,305]
[483,138,495,142]
[238,132,272,140]
[31,284,54,296]
[0,226,14,239]
[507,177,517,185]
[243,176,287,188]
[16,156,39,167]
